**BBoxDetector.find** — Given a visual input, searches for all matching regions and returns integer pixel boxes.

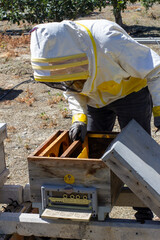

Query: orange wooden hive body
[28,130,123,221]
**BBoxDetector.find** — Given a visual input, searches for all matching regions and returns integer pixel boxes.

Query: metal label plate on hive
[41,184,97,220]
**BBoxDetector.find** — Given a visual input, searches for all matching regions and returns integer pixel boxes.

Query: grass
[16,87,35,106]
[47,93,66,106]
[40,112,49,121]
[60,108,71,118]
[0,33,30,59]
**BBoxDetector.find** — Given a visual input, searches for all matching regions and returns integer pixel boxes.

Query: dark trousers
[87,87,152,135]
[87,87,153,220]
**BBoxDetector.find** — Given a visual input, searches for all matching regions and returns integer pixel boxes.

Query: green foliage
[1,0,160,26]
[141,0,160,10]
[0,0,107,24]
[106,0,160,25]
[107,0,160,17]
[104,0,138,25]
[108,0,137,13]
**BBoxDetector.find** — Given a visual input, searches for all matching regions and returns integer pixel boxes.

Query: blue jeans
[87,87,152,134]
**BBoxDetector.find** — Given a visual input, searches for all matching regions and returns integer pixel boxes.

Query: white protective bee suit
[30,19,160,140]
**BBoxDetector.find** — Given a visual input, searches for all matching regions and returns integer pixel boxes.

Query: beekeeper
[30,19,160,142]
[31,19,160,221]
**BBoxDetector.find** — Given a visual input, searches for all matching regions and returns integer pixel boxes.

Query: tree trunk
[114,9,123,27]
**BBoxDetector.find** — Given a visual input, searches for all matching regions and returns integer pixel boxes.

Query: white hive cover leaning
[102,119,160,218]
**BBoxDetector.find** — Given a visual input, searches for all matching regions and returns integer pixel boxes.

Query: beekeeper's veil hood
[30,21,90,91]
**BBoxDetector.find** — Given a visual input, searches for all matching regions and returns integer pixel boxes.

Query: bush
[0,0,107,24]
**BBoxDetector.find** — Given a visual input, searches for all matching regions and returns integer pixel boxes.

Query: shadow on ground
[0,29,31,36]
[0,88,23,101]
[123,25,160,38]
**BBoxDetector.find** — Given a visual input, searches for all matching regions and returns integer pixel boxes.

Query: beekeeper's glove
[69,114,87,143]
[154,116,160,133]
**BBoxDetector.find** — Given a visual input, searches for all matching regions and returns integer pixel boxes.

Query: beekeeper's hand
[154,116,160,133]
[69,114,87,143]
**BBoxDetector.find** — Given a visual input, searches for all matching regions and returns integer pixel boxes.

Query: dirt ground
[1,2,160,220]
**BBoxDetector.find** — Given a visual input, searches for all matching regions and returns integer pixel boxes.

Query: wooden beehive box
[28,130,123,220]
[0,123,9,187]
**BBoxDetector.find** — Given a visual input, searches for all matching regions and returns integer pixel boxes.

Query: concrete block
[0,185,23,204]
[23,183,31,202]
[0,212,160,239]
[0,123,7,143]
[0,143,6,174]
[0,169,9,188]
[102,119,160,218]
[0,123,8,187]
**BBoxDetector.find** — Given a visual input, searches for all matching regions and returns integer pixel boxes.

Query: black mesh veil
[40,80,86,92]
